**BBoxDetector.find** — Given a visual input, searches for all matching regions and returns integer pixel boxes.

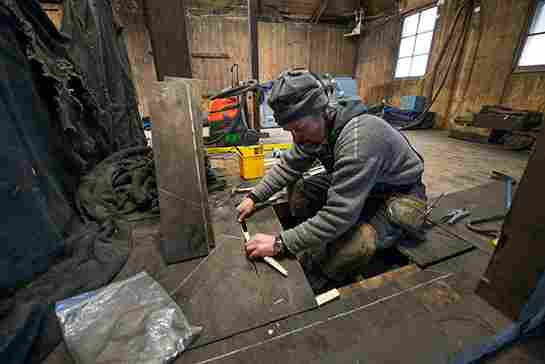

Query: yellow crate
[238,146,264,180]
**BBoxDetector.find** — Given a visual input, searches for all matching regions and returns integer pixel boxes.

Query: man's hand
[245,233,276,258]
[237,197,255,222]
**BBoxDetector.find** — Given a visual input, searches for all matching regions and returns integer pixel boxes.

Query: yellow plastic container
[238,145,264,180]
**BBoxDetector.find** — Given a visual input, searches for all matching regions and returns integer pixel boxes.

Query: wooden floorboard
[172,205,316,351]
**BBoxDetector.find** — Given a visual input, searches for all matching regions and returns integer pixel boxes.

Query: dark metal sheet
[425,249,492,294]
[173,205,316,349]
[176,270,460,364]
[398,182,508,266]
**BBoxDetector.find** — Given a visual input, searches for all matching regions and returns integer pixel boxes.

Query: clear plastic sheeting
[55,272,201,364]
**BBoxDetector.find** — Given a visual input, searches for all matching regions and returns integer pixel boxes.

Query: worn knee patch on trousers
[320,223,377,282]
[386,195,427,238]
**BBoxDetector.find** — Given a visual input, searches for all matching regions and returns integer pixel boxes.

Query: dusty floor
[263,128,530,197]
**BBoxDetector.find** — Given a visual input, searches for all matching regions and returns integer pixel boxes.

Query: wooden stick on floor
[242,227,288,277]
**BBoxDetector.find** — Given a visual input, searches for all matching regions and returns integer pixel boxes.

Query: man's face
[282,114,325,145]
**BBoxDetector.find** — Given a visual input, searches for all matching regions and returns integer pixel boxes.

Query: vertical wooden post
[145,0,192,80]
[150,78,213,263]
[477,126,545,320]
[248,0,261,131]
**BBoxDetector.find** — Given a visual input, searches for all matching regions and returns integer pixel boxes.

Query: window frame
[515,0,545,73]
[393,4,440,80]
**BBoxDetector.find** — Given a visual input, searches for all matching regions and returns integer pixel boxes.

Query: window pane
[529,1,545,34]
[395,57,411,78]
[414,32,433,55]
[519,33,545,66]
[418,7,438,33]
[402,13,419,36]
[399,36,416,58]
[410,55,429,76]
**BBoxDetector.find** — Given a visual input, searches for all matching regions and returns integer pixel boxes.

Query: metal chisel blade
[240,220,251,242]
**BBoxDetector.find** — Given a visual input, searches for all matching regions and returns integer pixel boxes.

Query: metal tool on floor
[490,170,516,210]
[465,171,517,239]
[439,208,471,225]
[231,185,254,196]
[240,220,288,277]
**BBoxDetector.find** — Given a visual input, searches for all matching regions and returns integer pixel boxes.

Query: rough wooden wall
[355,0,545,129]
[188,16,249,95]
[190,16,357,95]
[112,0,158,117]
[41,3,356,117]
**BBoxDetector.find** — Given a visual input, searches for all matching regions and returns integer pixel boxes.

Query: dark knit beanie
[268,69,329,126]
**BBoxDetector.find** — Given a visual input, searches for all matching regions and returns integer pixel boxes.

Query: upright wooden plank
[145,0,192,80]
[172,205,316,349]
[150,78,213,262]
[478,127,545,320]
[166,77,215,249]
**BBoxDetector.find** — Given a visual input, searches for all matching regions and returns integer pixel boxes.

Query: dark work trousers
[288,172,427,289]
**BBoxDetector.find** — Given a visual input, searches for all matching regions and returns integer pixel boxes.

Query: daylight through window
[395,6,438,78]
[518,0,545,67]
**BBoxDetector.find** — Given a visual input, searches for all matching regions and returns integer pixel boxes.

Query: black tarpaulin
[0,0,154,362]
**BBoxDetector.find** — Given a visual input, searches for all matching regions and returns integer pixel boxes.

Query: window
[395,6,438,78]
[518,0,545,68]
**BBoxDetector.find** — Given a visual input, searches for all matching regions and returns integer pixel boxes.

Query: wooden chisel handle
[263,256,288,277]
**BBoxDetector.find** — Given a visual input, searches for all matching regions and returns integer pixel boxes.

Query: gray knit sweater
[251,114,424,255]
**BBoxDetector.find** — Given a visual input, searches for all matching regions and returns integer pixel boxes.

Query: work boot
[386,194,427,240]
[320,223,378,284]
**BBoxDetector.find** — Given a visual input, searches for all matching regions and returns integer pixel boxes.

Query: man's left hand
[245,233,276,259]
